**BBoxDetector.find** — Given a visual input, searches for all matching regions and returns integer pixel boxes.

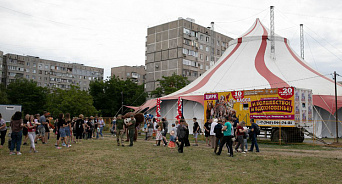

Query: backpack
[214,124,223,138]
[254,123,260,135]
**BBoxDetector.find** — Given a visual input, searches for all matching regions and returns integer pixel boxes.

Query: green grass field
[0,134,341,183]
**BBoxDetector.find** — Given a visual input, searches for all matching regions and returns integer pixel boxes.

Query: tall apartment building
[111,65,146,85]
[145,18,233,93]
[2,53,104,90]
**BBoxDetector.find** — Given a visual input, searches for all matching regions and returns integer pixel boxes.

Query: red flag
[175,97,182,121]
[156,98,161,122]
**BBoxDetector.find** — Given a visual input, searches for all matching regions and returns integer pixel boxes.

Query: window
[45,65,49,69]
[127,73,130,77]
[206,56,209,61]
[206,65,209,70]
[32,75,36,80]
[217,49,220,55]
[26,62,30,66]
[217,40,220,46]
[33,69,36,74]
[33,63,36,67]
[206,37,209,42]
[200,54,203,60]
[183,59,191,66]
[200,45,203,50]
[206,46,209,52]
[26,69,30,72]
[200,64,203,70]
[183,28,190,35]
[183,48,188,55]
[51,66,55,70]
[26,75,29,79]
[200,35,203,41]
[38,64,43,69]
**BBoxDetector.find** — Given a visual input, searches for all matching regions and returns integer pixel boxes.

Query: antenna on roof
[270,6,276,60]
[300,24,304,59]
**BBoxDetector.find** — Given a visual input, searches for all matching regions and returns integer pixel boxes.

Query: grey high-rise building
[2,53,103,90]
[145,17,233,94]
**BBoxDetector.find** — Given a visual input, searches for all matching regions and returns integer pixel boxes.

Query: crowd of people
[0,111,112,155]
[139,114,260,155]
[0,110,260,156]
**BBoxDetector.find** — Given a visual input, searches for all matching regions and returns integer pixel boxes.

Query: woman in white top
[27,115,39,153]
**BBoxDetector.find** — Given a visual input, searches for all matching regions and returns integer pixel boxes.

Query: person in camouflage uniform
[115,114,125,147]
[126,114,136,147]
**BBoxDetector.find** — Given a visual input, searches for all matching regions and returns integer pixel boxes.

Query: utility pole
[121,91,123,114]
[300,24,304,59]
[270,6,275,60]
[334,71,339,142]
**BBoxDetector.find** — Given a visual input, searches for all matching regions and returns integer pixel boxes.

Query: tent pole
[334,71,338,142]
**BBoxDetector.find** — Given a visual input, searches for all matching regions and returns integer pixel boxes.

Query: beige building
[111,65,145,85]
[2,53,103,90]
[145,17,233,93]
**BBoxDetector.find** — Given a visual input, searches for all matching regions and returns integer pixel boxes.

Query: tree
[0,84,9,104]
[6,78,49,115]
[151,73,189,97]
[89,76,147,117]
[46,86,97,118]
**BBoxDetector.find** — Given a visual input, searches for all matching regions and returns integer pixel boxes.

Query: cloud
[0,0,341,78]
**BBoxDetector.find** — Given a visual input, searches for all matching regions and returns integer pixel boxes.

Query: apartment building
[2,53,103,90]
[111,65,146,85]
[145,17,233,93]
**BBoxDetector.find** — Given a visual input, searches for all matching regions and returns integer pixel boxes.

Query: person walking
[193,117,200,146]
[161,118,169,146]
[235,121,247,153]
[147,118,154,141]
[65,113,72,145]
[75,114,85,143]
[22,114,29,146]
[39,111,49,144]
[111,117,116,137]
[216,117,234,157]
[176,119,188,153]
[27,115,38,153]
[204,119,211,147]
[97,117,104,139]
[126,115,136,147]
[0,113,7,149]
[115,114,125,146]
[248,119,260,152]
[210,119,218,149]
[213,119,224,154]
[9,111,24,155]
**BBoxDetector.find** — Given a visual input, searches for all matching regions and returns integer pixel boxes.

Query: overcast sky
[0,0,342,80]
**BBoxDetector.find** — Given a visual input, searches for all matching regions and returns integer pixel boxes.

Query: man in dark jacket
[176,119,188,153]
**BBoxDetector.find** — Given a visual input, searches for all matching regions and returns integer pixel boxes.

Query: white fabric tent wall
[147,100,204,134]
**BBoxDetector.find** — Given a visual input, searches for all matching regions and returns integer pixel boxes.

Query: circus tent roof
[139,18,342,114]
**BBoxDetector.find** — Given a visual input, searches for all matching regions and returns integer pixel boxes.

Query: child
[168,131,176,149]
[154,125,163,146]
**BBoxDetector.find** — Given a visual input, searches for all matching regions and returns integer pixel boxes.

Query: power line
[0,5,93,30]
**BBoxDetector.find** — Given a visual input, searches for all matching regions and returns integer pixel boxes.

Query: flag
[175,97,182,121]
[156,98,161,122]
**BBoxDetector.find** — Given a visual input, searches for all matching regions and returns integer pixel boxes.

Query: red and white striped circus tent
[139,18,342,138]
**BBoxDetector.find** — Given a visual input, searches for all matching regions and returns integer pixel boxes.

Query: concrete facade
[111,65,146,85]
[145,18,233,93]
[2,53,103,90]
